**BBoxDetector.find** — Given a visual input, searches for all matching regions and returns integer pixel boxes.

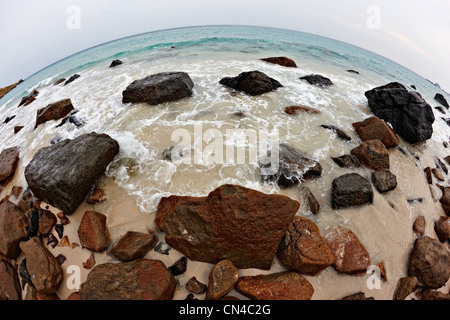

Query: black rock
[55,254,66,265]
[365,82,435,144]
[407,198,424,205]
[435,157,448,175]
[435,93,449,108]
[332,173,374,209]
[300,74,333,86]
[19,258,33,290]
[219,70,283,96]
[54,78,66,86]
[331,155,361,168]
[18,90,39,107]
[109,59,123,68]
[168,256,187,276]
[64,74,80,86]
[55,223,64,239]
[27,209,40,239]
[154,242,171,255]
[321,125,352,141]
[347,70,360,74]
[3,115,16,124]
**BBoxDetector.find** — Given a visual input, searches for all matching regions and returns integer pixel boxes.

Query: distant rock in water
[365,82,435,144]
[18,89,39,107]
[24,132,119,215]
[435,93,449,108]
[64,74,80,86]
[53,78,66,86]
[219,70,283,96]
[122,72,194,105]
[347,70,360,74]
[0,79,23,100]
[300,74,333,86]
[261,57,297,68]
[109,59,123,68]
[35,98,74,129]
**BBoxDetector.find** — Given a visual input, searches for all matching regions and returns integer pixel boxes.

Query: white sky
[1,0,450,90]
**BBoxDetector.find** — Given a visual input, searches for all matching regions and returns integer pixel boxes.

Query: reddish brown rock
[235,272,314,300]
[0,259,22,300]
[421,289,450,300]
[0,147,19,183]
[14,126,24,134]
[434,216,450,243]
[185,277,207,294]
[352,116,399,148]
[205,259,239,300]
[424,167,433,184]
[277,216,335,276]
[34,98,74,129]
[77,211,111,252]
[413,216,426,237]
[0,201,29,259]
[109,231,158,262]
[79,259,176,300]
[19,237,63,295]
[86,188,107,205]
[285,105,320,115]
[261,57,297,68]
[38,209,57,237]
[324,226,371,275]
[155,184,299,270]
[66,292,82,300]
[439,187,450,216]
[351,139,390,171]
[393,276,418,300]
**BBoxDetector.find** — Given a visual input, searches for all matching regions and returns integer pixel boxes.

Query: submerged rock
[79,259,176,300]
[320,124,352,141]
[435,93,449,108]
[300,74,333,86]
[365,82,435,144]
[24,132,119,215]
[352,116,399,148]
[285,105,320,115]
[261,56,297,68]
[0,147,20,183]
[155,184,299,269]
[122,72,194,105]
[0,201,29,259]
[35,98,74,129]
[219,70,283,96]
[332,173,373,209]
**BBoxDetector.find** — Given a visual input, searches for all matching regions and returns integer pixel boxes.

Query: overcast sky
[1,0,449,90]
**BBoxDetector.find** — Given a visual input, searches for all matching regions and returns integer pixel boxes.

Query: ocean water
[1,25,450,299]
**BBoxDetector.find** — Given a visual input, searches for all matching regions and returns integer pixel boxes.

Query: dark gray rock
[300,74,333,86]
[332,173,373,209]
[219,70,283,96]
[109,59,123,68]
[64,74,80,86]
[371,170,397,193]
[435,93,449,108]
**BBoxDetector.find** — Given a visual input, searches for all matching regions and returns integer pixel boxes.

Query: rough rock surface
[0,201,29,259]
[155,184,300,269]
[79,259,176,300]
[393,276,418,300]
[235,272,314,300]
[352,116,399,148]
[219,70,283,96]
[24,132,119,215]
[0,147,20,183]
[19,237,63,295]
[331,154,361,168]
[77,211,111,252]
[122,72,194,105]
[351,139,390,171]
[324,226,371,275]
[285,105,320,115]
[332,173,373,209]
[34,98,74,129]
[371,170,398,193]
[205,259,239,300]
[109,231,158,262]
[300,186,320,214]
[434,216,450,243]
[365,82,435,144]
[261,57,297,68]
[408,236,450,289]
[0,259,22,300]
[277,216,335,276]
[300,74,333,86]
[413,216,426,237]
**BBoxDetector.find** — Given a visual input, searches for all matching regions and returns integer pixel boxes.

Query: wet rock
[365,82,435,144]
[393,276,418,300]
[25,132,119,215]
[352,116,399,148]
[168,256,188,276]
[13,126,23,134]
[19,237,63,295]
[300,74,333,86]
[0,259,22,300]
[261,57,297,68]
[408,236,450,289]
[34,98,74,129]
[347,70,360,74]
[0,201,29,259]
[421,289,450,300]
[122,72,194,105]
[277,216,335,276]
[285,105,320,115]
[27,209,40,239]
[320,125,352,141]
[109,231,157,262]
[79,259,176,300]
[300,186,320,214]
[109,59,123,68]
[435,93,449,108]
[424,167,433,184]
[351,139,390,171]
[0,147,20,183]
[155,184,299,270]
[205,259,239,300]
[331,154,361,168]
[64,74,80,86]
[18,90,39,107]
[185,277,207,294]
[3,115,16,124]
[55,223,64,239]
[434,216,450,243]
[77,211,111,252]
[219,70,283,96]
[436,106,447,114]
[261,144,322,188]
[56,111,83,128]
[53,78,66,86]
[332,173,373,210]
[235,272,314,300]
[324,226,371,275]
[439,187,450,216]
[371,170,397,193]
[413,216,426,237]
[162,145,185,162]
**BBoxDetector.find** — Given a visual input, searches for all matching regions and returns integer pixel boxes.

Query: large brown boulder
[0,259,22,300]
[79,259,176,300]
[332,173,373,209]
[277,216,335,276]
[235,272,314,300]
[0,147,20,183]
[19,237,63,295]
[408,236,450,289]
[155,184,300,269]
[261,57,297,68]
[0,201,29,259]
[219,70,283,96]
[434,216,450,243]
[34,98,74,129]
[109,231,158,262]
[122,72,194,105]
[351,139,390,171]
[24,132,119,215]
[77,211,111,252]
[352,116,399,148]
[324,226,371,275]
